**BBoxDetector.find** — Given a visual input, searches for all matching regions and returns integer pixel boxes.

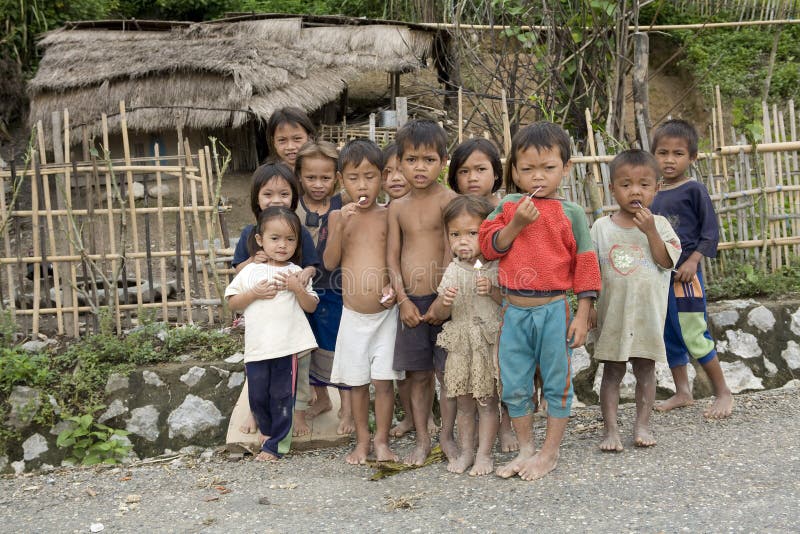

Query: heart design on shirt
[609,243,645,276]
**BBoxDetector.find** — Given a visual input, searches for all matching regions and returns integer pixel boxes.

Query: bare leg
[498,404,518,452]
[655,364,694,412]
[428,380,439,435]
[701,356,734,418]
[345,385,370,464]
[631,358,656,447]
[495,414,535,478]
[599,361,625,452]
[306,385,333,418]
[390,378,415,437]
[402,370,434,466]
[517,416,566,481]
[239,410,258,434]
[337,388,355,435]
[447,395,475,474]
[292,409,311,437]
[372,379,399,462]
[470,396,499,476]
[436,370,458,460]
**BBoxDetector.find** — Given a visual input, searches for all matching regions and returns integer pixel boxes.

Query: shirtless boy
[387,120,458,465]
[325,140,405,464]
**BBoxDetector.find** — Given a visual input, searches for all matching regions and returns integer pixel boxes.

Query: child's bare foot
[439,434,459,460]
[446,453,473,474]
[703,392,734,419]
[633,424,657,447]
[255,451,278,462]
[389,418,414,438]
[427,414,439,435]
[468,453,494,476]
[402,443,431,466]
[517,450,558,481]
[306,396,333,418]
[344,442,370,465]
[258,433,269,446]
[495,448,535,478]
[599,428,624,452]
[499,427,519,452]
[373,441,399,462]
[292,410,311,437]
[655,392,694,412]
[337,414,355,435]
[239,411,258,434]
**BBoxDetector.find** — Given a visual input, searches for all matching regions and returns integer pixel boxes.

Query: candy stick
[357,195,368,205]
[633,200,643,208]
[473,259,483,271]
[529,186,543,198]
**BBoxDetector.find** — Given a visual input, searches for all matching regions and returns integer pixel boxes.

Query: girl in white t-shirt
[225,207,319,462]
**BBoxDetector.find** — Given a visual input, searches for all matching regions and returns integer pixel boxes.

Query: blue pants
[664,269,716,369]
[245,355,296,457]
[498,298,573,419]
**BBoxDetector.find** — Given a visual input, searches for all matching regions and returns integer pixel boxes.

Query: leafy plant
[0,348,52,395]
[707,261,800,301]
[56,406,132,466]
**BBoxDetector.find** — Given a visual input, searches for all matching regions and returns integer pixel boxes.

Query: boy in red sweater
[479,122,601,481]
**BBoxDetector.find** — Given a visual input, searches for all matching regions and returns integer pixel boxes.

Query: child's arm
[386,203,423,327]
[676,184,719,282]
[429,287,457,321]
[493,196,539,251]
[282,271,319,313]
[322,210,344,270]
[633,206,674,270]
[567,296,593,348]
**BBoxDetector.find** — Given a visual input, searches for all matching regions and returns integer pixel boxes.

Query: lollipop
[357,196,368,206]
[473,259,483,271]
[529,186,543,198]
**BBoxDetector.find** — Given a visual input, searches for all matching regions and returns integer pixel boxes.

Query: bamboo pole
[37,131,64,334]
[178,151,192,324]
[201,147,223,323]
[0,173,16,320]
[101,113,122,333]
[191,148,214,325]
[773,104,789,264]
[500,89,511,157]
[0,248,230,265]
[583,109,604,220]
[415,19,800,31]
[63,109,80,336]
[154,143,169,321]
[31,152,41,334]
[119,101,145,309]
[458,87,463,144]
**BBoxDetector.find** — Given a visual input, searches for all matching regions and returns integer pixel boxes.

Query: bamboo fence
[0,102,233,338]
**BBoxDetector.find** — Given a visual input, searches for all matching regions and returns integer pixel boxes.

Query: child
[590,150,681,451]
[650,119,734,419]
[266,107,316,167]
[225,206,319,461]
[447,139,503,206]
[382,143,411,201]
[479,121,601,481]
[324,139,405,464]
[293,141,355,437]
[387,120,458,465]
[231,164,319,438]
[429,195,503,475]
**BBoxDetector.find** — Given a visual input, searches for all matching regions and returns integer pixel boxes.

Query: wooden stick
[0,172,16,320]
[191,148,213,324]
[142,172,155,304]
[500,89,511,157]
[31,152,41,334]
[37,134,64,334]
[0,248,234,265]
[63,109,80,337]
[583,109,604,221]
[458,87,463,144]
[119,101,145,310]
[101,113,122,334]
[154,143,169,321]
[178,158,192,324]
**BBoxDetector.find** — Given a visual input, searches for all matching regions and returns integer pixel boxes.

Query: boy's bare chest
[400,208,445,234]
[343,214,388,248]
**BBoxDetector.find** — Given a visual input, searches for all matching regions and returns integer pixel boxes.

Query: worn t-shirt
[590,215,682,363]
[224,262,318,362]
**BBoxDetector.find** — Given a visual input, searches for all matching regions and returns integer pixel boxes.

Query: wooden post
[119,101,145,310]
[154,143,169,321]
[36,123,64,333]
[583,109,605,222]
[396,97,408,129]
[501,89,512,157]
[369,113,376,142]
[458,87,463,143]
[63,109,80,337]
[632,32,651,151]
[101,113,122,333]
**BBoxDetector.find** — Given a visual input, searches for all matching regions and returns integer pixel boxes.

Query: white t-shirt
[224,263,318,362]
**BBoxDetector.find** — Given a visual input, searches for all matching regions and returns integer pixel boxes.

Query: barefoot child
[387,120,458,465]
[225,207,319,461]
[430,195,503,475]
[479,121,601,481]
[650,119,734,419]
[294,141,354,437]
[590,150,681,451]
[266,107,315,166]
[324,140,405,464]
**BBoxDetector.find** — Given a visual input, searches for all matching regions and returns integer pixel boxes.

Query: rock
[746,306,775,332]
[211,366,230,378]
[720,299,757,310]
[200,448,215,461]
[131,181,145,199]
[593,362,637,399]
[90,523,105,532]
[20,340,52,353]
[148,183,170,198]
[228,372,245,389]
[7,386,42,429]
[142,370,165,387]
[224,352,245,364]
[781,379,800,389]
[176,354,192,363]
[180,366,207,387]
[179,445,203,455]
[22,433,48,461]
[724,329,762,359]
[110,433,133,449]
[781,341,800,370]
[167,395,224,440]
[709,309,738,328]
[258,496,271,505]
[98,399,128,424]
[126,494,141,504]
[47,395,61,415]
[790,306,800,337]
[720,361,764,393]
[655,361,696,392]
[105,373,129,394]
[763,357,778,377]
[50,420,77,436]
[571,346,591,376]
[126,406,160,442]
[12,461,25,475]
[0,456,7,473]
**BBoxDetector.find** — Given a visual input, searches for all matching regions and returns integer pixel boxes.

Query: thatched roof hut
[28,14,437,168]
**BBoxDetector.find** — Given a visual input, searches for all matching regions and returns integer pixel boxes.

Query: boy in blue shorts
[650,119,733,419]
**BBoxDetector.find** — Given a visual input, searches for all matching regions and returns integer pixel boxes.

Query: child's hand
[283,272,306,295]
[252,250,268,264]
[567,315,590,349]
[339,203,359,221]
[588,306,597,330]
[441,286,458,306]
[379,285,396,307]
[399,299,423,328]
[272,271,290,291]
[512,196,540,227]
[297,266,315,287]
[475,276,491,296]
[252,278,278,300]
[674,259,698,283]
[422,308,445,326]
[632,205,657,235]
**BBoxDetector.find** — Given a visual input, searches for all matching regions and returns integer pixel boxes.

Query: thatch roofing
[28,15,435,141]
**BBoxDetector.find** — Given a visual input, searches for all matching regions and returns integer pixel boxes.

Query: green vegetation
[707,262,800,301]
[56,406,132,465]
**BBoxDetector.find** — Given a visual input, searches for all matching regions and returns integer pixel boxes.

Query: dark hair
[382,142,398,162]
[267,107,316,159]
[651,119,699,157]
[338,139,384,173]
[395,119,448,160]
[248,206,303,265]
[249,163,299,218]
[505,122,571,194]
[443,194,494,229]
[294,140,339,195]
[447,138,503,193]
[609,149,661,182]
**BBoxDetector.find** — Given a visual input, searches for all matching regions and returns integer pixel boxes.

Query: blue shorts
[497,298,573,419]
[664,269,716,368]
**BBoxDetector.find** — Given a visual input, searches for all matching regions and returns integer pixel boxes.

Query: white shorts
[330,306,405,386]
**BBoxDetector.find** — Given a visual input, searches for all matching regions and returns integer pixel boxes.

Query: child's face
[254,217,297,265]
[339,159,382,209]
[399,143,446,190]
[299,156,336,202]
[455,150,495,198]
[653,136,694,183]
[512,145,571,198]
[610,164,659,216]
[382,154,410,199]
[257,177,293,211]
[447,212,483,261]
[273,122,309,166]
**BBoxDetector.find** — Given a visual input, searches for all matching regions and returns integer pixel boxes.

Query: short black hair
[443,194,494,229]
[267,107,316,159]
[382,142,398,162]
[505,121,571,194]
[447,138,503,193]
[651,119,699,157]
[248,206,303,265]
[338,139,384,173]
[395,119,448,160]
[249,162,299,217]
[609,149,661,182]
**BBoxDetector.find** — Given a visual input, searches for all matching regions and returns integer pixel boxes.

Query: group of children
[224,107,734,481]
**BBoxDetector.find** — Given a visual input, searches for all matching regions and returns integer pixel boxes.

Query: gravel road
[2,386,799,533]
